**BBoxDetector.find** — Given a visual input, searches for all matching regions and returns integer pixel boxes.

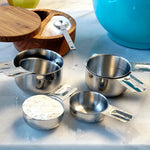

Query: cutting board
[0,6,41,42]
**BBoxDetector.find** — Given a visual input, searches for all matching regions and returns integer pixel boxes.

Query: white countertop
[0,0,150,150]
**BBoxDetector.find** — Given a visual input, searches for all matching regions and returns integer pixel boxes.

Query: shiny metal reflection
[20,58,60,75]
[85,54,145,97]
[70,91,132,123]
[14,49,63,94]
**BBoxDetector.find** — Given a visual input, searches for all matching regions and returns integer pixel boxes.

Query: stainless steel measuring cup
[22,84,77,130]
[53,19,76,50]
[85,54,147,97]
[0,49,64,94]
[70,91,132,123]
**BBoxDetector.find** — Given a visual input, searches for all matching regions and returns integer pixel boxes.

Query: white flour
[22,95,64,120]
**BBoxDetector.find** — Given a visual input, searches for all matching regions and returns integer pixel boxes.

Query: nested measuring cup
[70,91,132,123]
[0,49,64,94]
[85,54,148,97]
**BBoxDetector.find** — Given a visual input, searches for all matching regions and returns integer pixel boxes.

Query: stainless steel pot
[70,91,132,123]
[85,54,146,97]
[0,49,64,94]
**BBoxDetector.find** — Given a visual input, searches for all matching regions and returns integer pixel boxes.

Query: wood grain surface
[0,6,41,42]
[14,9,76,56]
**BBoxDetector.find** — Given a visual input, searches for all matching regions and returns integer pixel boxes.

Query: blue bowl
[93,0,150,49]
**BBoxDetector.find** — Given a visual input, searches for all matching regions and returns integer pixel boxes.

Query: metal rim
[69,91,109,115]
[85,54,132,79]
[13,48,64,75]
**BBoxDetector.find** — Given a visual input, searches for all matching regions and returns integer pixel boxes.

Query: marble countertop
[0,0,150,150]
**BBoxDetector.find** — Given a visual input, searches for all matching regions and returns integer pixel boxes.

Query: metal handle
[118,74,146,92]
[0,61,30,77]
[53,20,76,50]
[49,84,77,101]
[102,105,132,122]
[60,25,76,50]
[131,62,150,72]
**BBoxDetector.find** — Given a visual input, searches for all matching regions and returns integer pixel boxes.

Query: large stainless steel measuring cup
[85,54,147,97]
[70,91,132,123]
[0,49,64,94]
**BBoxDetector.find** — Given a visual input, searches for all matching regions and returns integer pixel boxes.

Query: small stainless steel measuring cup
[22,84,77,130]
[70,91,132,123]
[53,19,76,50]
[20,57,60,75]
[85,54,147,97]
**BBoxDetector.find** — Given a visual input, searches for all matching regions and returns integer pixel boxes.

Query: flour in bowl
[22,95,64,120]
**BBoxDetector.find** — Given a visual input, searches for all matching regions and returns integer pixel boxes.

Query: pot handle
[49,84,78,101]
[102,105,132,122]
[131,62,150,72]
[117,74,146,92]
[0,61,30,77]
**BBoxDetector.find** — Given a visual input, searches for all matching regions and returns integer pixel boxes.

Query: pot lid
[0,6,41,42]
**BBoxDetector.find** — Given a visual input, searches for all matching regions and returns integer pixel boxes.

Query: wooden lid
[0,6,41,42]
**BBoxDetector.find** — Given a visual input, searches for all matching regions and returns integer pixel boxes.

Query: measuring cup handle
[131,62,150,72]
[102,105,132,122]
[60,25,76,50]
[7,67,31,77]
[0,60,30,77]
[49,84,78,101]
[118,74,146,92]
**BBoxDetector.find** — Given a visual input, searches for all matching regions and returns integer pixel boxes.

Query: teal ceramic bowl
[93,0,150,49]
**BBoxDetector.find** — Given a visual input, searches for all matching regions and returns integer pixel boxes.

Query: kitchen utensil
[53,20,76,50]
[0,49,63,94]
[13,9,76,56]
[7,0,40,8]
[85,54,146,97]
[0,6,41,42]
[93,0,150,49]
[23,84,77,130]
[15,49,63,94]
[70,91,132,123]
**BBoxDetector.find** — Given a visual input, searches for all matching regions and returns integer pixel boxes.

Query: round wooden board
[0,6,41,42]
